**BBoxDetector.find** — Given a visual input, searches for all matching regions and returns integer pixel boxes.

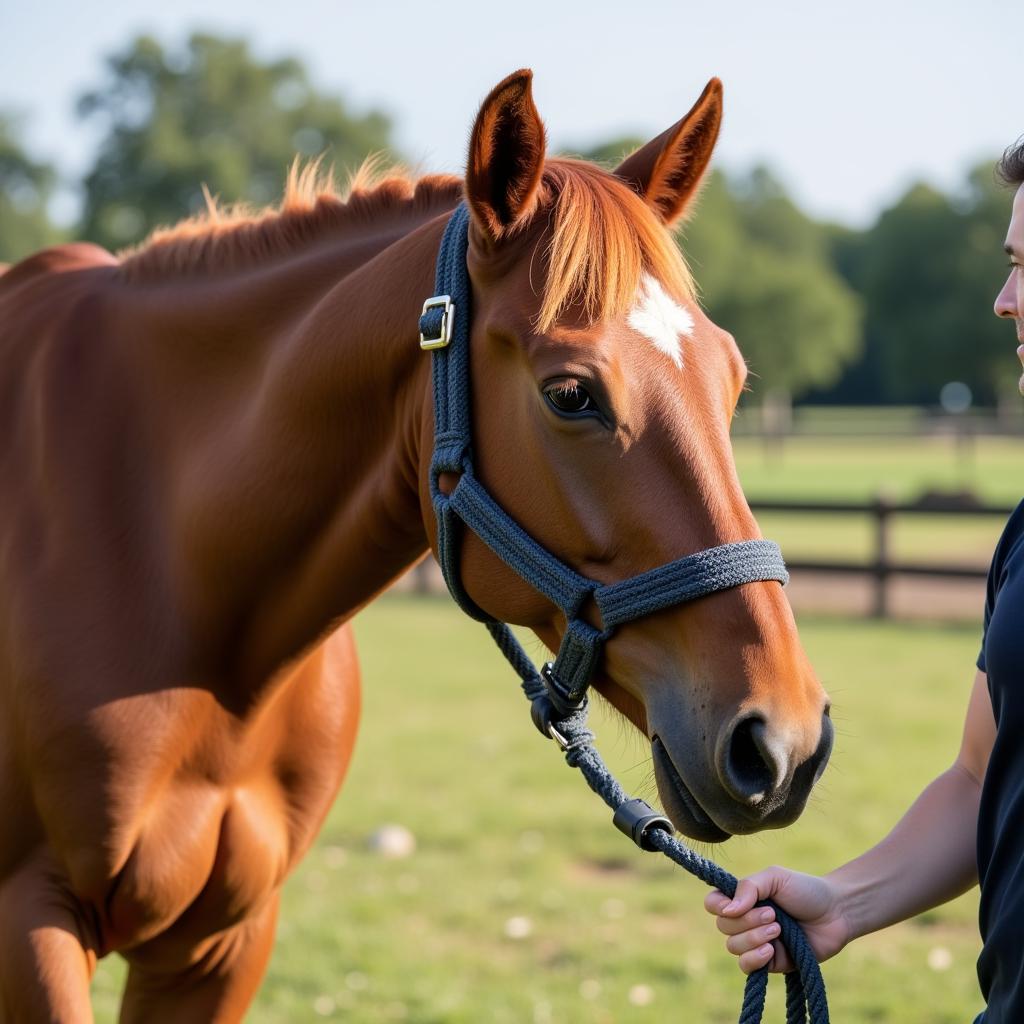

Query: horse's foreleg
[0,851,98,1023]
[118,891,280,1024]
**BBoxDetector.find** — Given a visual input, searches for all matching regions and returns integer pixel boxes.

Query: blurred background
[3,2,1023,1021]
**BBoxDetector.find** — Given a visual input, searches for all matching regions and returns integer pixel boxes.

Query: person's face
[995,183,1024,394]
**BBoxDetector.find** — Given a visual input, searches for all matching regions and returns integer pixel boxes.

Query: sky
[2,0,1021,228]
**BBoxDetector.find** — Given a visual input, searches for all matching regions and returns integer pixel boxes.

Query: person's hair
[997,136,1024,187]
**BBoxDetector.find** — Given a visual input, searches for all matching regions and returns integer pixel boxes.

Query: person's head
[995,136,1024,392]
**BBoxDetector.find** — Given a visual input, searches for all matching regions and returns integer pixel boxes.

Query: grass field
[92,596,987,1023]
[733,434,1023,504]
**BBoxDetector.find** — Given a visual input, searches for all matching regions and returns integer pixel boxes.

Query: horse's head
[427,71,831,842]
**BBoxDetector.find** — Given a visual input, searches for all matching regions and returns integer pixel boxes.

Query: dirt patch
[784,571,985,622]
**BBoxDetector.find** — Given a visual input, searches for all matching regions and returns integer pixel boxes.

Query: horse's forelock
[534,159,696,333]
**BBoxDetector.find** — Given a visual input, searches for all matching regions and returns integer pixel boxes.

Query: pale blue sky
[2,0,1021,227]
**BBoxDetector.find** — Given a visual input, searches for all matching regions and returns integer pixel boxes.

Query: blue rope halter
[419,203,829,1024]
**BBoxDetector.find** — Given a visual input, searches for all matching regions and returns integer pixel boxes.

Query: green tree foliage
[683,167,863,402]
[828,169,1014,406]
[0,115,62,263]
[77,34,394,251]
[567,135,646,167]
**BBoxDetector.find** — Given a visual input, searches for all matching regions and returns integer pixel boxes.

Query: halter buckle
[540,661,588,717]
[419,295,455,350]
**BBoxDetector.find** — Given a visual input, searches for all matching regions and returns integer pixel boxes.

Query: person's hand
[704,868,851,974]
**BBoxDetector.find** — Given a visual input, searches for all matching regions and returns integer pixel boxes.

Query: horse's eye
[544,382,594,417]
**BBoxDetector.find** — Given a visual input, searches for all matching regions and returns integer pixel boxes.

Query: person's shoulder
[991,498,1024,572]
[1001,498,1024,538]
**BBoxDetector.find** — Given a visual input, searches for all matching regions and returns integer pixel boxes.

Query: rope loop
[492,625,830,1024]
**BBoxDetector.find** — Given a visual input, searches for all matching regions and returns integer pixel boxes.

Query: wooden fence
[749,493,1014,617]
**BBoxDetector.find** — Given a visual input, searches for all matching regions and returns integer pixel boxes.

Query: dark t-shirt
[975,499,1024,1023]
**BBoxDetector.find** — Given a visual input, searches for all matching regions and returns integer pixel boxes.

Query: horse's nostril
[721,715,779,805]
[813,711,835,784]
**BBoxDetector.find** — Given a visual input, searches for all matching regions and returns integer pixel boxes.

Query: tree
[682,168,862,404]
[0,114,62,263]
[77,34,395,251]
[567,135,646,167]
[826,167,1014,406]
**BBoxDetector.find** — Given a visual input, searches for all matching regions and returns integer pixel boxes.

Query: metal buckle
[419,295,455,350]
[541,662,588,717]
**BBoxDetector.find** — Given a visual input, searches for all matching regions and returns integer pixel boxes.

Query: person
[704,138,1024,1024]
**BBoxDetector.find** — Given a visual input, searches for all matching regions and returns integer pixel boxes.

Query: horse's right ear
[465,70,547,243]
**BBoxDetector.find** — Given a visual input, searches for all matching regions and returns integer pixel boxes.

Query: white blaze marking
[627,273,693,370]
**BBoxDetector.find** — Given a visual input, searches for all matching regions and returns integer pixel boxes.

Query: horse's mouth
[651,736,731,843]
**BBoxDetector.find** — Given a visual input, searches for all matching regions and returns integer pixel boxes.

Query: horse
[0,70,832,1022]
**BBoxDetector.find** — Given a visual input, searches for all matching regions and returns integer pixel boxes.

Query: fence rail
[749,494,1015,617]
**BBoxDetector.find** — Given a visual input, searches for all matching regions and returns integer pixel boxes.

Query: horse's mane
[116,157,462,282]
[118,156,696,330]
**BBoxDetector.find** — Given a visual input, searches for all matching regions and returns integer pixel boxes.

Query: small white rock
[628,984,655,1007]
[504,915,533,939]
[313,995,336,1016]
[927,946,954,971]
[368,825,416,859]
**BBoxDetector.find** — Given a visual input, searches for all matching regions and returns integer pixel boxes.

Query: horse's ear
[465,69,547,242]
[614,78,723,226]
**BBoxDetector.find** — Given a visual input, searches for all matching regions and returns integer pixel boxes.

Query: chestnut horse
[0,72,831,1022]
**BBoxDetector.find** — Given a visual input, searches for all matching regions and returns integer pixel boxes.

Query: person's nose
[995,269,1018,319]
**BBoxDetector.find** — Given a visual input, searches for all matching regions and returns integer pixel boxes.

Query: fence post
[872,494,892,618]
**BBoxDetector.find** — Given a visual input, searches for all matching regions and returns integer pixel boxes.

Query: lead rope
[486,621,829,1024]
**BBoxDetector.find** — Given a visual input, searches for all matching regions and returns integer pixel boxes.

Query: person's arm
[705,668,995,974]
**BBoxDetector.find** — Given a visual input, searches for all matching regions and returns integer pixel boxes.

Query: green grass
[93,596,987,1023]
[733,434,1024,505]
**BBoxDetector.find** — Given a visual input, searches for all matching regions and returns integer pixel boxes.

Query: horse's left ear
[466,69,547,242]
[614,78,723,226]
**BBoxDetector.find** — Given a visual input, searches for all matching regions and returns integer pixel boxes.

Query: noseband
[418,203,828,1024]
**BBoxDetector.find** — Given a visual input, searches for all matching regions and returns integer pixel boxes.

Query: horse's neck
[137,204,451,689]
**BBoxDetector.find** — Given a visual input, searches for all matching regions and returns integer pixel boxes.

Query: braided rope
[492,624,829,1024]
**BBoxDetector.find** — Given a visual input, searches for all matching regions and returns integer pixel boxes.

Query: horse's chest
[105,773,298,952]
[25,645,358,957]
